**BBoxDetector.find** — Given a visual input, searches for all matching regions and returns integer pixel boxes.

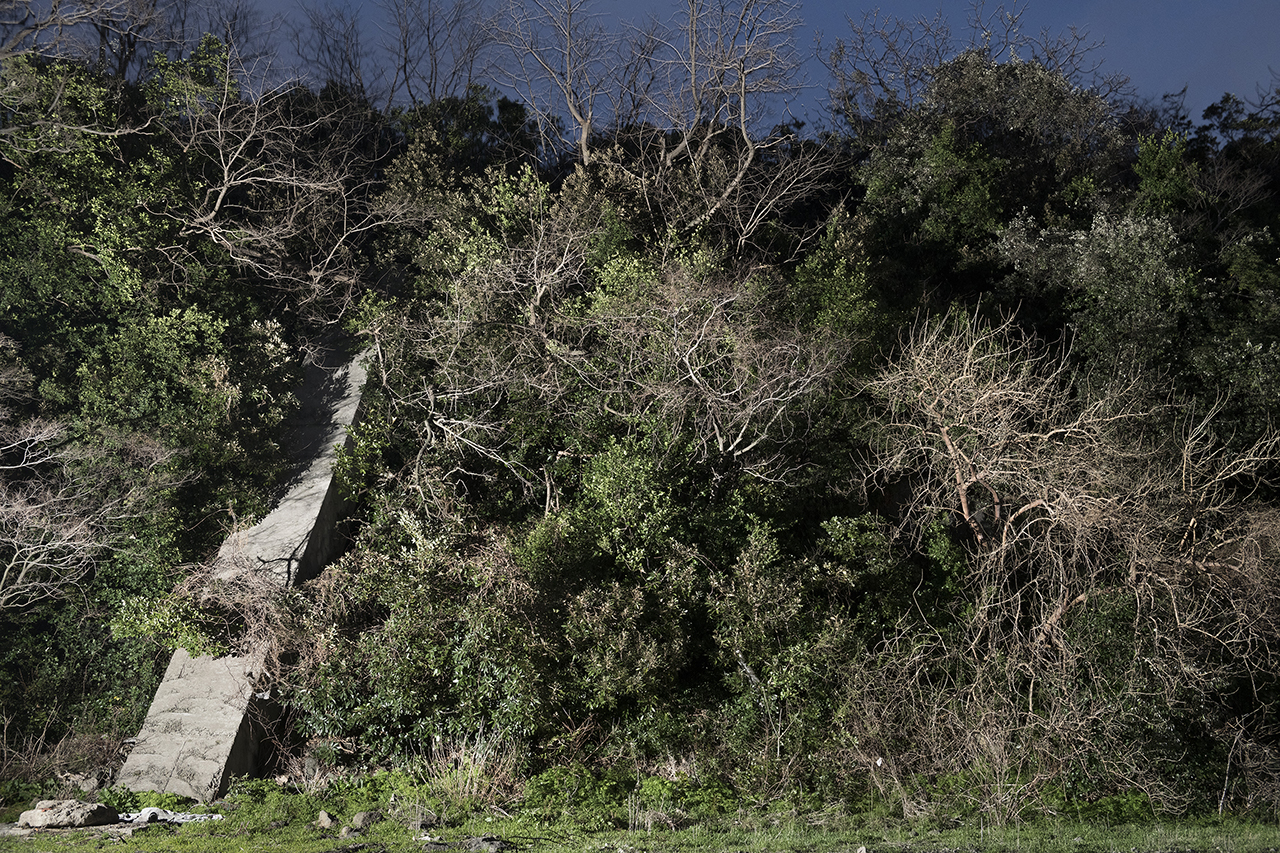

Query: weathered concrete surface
[215,349,368,586]
[119,345,368,799]
[115,649,274,801]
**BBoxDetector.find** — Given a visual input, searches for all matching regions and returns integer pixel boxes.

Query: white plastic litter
[117,807,224,824]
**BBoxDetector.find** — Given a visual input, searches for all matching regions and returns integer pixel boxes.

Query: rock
[316,809,336,828]
[17,800,119,829]
[56,770,104,793]
[349,810,379,830]
[339,825,362,838]
[465,835,513,852]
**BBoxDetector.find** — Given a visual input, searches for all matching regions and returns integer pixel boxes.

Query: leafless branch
[142,45,411,333]
[0,419,183,610]
[823,0,1131,140]
[849,311,1280,813]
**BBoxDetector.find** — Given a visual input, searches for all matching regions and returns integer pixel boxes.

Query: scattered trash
[117,807,224,824]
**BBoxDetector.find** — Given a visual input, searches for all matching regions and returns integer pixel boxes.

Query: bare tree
[291,0,493,110]
[1,0,193,78]
[0,426,101,610]
[141,41,409,338]
[847,311,1280,814]
[0,406,180,611]
[0,1,137,161]
[168,0,282,71]
[630,0,831,249]
[490,0,617,165]
[291,0,376,100]
[2,0,283,73]
[377,0,493,107]
[821,5,951,135]
[1,0,127,64]
[86,0,169,77]
[492,0,836,253]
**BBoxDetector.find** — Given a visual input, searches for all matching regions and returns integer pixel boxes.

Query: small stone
[57,770,103,794]
[316,809,335,828]
[339,825,362,838]
[349,810,378,829]
[17,800,119,829]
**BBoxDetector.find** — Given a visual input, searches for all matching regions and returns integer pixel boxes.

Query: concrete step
[116,650,270,801]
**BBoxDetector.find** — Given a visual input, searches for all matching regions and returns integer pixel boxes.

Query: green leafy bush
[522,764,632,830]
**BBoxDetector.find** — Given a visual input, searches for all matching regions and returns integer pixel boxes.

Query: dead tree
[292,0,493,110]
[823,0,1131,142]
[0,417,180,610]
[491,0,836,254]
[489,0,617,165]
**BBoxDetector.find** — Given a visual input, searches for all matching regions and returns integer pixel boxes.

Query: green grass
[3,787,1279,853]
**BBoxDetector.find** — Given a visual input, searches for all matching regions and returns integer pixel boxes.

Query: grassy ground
[2,786,1278,853]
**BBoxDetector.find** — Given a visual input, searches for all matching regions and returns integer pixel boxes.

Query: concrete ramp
[114,650,272,802]
[215,350,368,586]
[118,346,367,800]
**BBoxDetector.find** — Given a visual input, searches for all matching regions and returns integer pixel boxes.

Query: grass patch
[2,778,1279,853]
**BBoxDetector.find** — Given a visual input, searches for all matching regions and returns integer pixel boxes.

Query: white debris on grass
[117,807,224,824]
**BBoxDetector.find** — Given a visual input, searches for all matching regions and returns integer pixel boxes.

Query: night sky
[598,0,1280,125]
[270,0,1279,126]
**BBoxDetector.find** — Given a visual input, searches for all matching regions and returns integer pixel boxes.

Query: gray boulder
[18,800,119,828]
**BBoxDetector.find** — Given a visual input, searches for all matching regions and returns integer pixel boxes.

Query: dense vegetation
[4,0,1280,825]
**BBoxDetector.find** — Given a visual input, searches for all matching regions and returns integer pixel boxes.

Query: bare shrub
[0,707,137,791]
[1,419,180,611]
[170,557,310,676]
[842,311,1280,818]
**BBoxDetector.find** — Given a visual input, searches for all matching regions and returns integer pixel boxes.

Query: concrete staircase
[116,348,367,801]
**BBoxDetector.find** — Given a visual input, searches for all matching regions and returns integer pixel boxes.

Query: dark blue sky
[597,0,1279,124]
[829,0,1280,116]
[275,0,1278,125]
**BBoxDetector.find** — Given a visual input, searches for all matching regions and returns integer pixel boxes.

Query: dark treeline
[3,0,1280,821]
